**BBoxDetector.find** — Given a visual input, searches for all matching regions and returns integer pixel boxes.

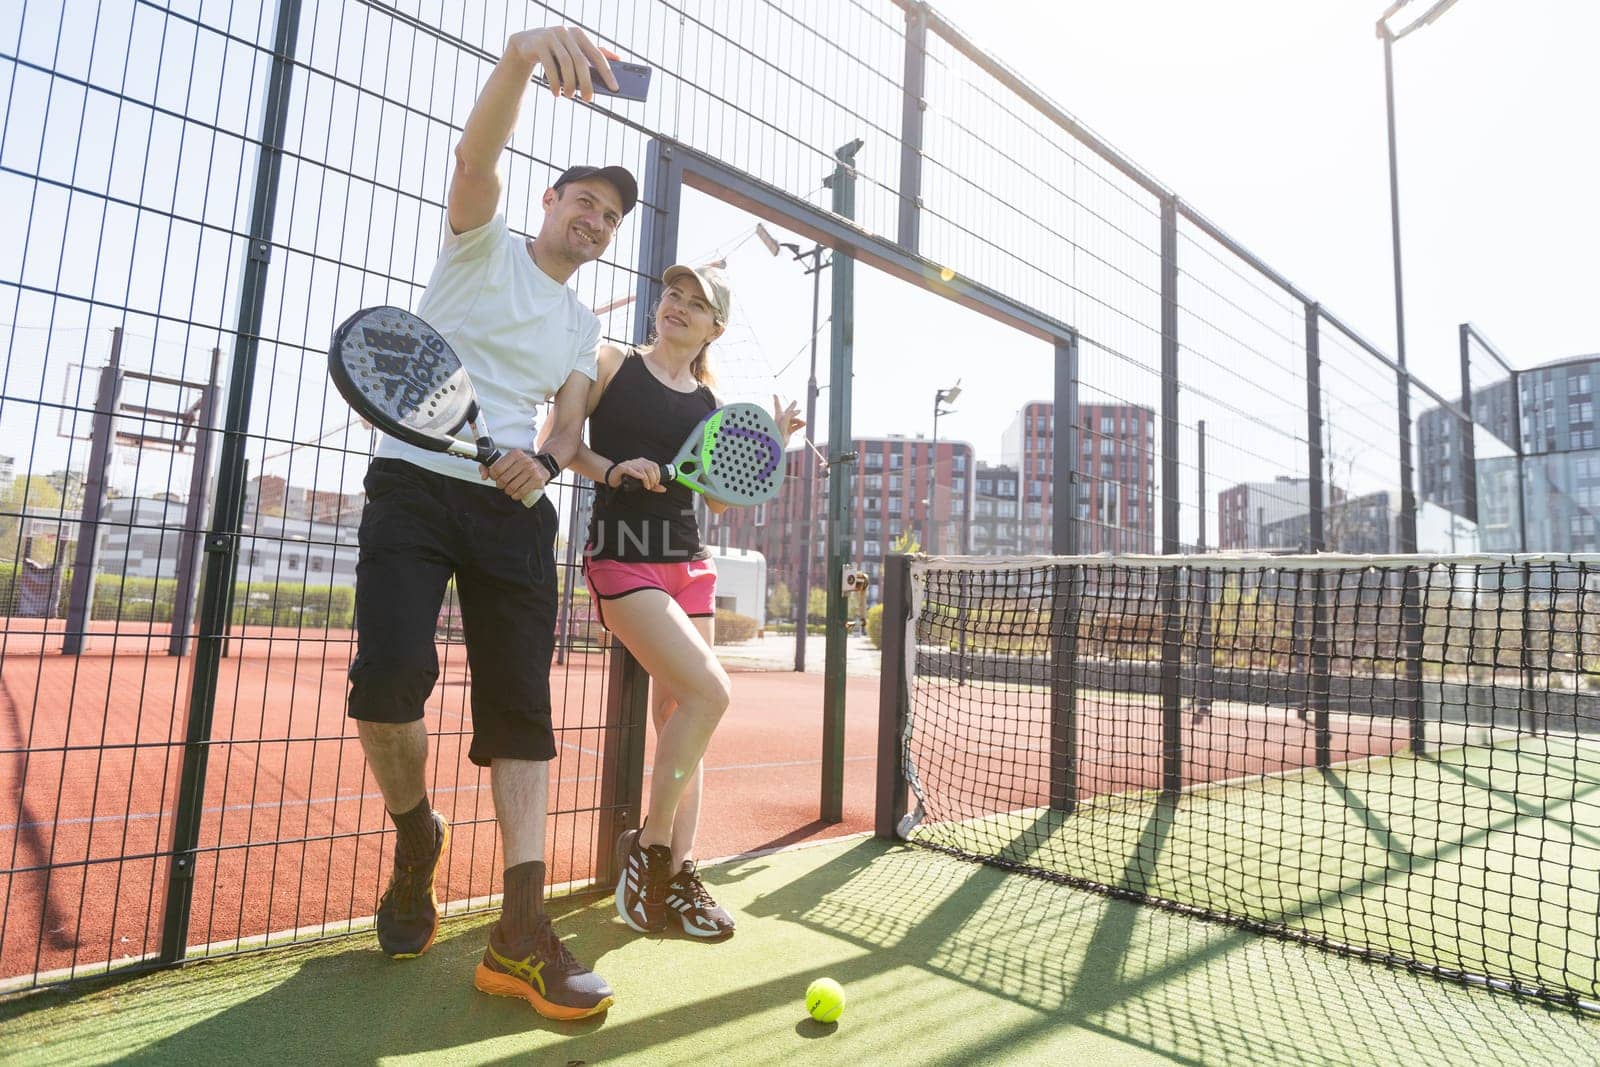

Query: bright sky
[682,0,1599,471]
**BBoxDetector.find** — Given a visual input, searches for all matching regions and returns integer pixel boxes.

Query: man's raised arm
[448,27,618,235]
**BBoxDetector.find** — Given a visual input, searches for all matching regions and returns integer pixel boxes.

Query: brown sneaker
[375,812,448,958]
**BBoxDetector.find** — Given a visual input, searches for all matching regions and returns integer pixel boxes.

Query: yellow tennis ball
[939,266,955,282]
[805,977,845,1023]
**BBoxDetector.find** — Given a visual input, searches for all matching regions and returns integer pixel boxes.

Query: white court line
[0,753,875,834]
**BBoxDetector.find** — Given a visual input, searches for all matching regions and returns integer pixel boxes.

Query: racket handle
[479,442,539,509]
[619,463,673,493]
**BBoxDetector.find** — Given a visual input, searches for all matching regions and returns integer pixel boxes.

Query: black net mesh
[899,554,1600,1012]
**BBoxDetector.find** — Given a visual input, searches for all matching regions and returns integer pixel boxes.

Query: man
[346,26,629,1021]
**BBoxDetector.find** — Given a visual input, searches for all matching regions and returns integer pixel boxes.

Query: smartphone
[593,60,652,102]
[536,60,652,103]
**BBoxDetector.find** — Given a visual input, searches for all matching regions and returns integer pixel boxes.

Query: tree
[890,530,921,555]
[0,476,64,562]
[767,581,792,620]
[808,586,828,623]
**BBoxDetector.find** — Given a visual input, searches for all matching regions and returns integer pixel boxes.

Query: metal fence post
[1050,335,1079,812]
[897,2,927,254]
[1397,366,1420,554]
[1196,420,1214,716]
[162,0,304,964]
[169,346,221,657]
[1509,367,1528,552]
[822,142,859,824]
[1305,305,1331,763]
[1396,363,1426,756]
[1457,323,1479,528]
[1305,305,1326,553]
[596,634,652,880]
[61,328,122,656]
[875,553,912,837]
[1159,196,1183,795]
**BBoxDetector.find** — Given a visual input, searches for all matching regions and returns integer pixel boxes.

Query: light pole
[758,223,831,672]
[926,381,961,554]
[1377,0,1461,553]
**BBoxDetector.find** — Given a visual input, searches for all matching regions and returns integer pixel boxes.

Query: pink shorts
[583,557,718,629]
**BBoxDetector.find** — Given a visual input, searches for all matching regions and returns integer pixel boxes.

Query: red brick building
[708,434,974,606]
[1001,400,1156,554]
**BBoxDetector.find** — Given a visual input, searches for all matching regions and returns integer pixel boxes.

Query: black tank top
[586,349,718,562]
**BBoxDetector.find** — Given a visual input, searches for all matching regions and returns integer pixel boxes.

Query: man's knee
[348,651,438,723]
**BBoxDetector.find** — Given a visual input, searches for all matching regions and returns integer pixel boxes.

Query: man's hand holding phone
[509,27,617,101]
[586,54,652,103]
[512,27,652,103]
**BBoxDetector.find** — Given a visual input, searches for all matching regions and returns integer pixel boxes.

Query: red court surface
[2,620,1409,988]
[907,677,1413,817]
[0,621,881,985]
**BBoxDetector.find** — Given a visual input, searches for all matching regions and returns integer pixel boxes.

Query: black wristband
[603,461,620,487]
[534,452,560,478]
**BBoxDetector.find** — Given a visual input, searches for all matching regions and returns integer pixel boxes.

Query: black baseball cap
[553,164,638,216]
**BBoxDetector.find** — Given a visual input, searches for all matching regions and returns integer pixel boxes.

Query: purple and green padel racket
[623,402,785,505]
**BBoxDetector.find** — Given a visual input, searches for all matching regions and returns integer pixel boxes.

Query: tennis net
[879,553,1600,1012]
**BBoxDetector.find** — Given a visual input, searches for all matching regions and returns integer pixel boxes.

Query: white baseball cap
[663,264,733,325]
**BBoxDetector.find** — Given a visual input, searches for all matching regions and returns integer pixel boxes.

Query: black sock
[390,796,437,863]
[500,860,546,941]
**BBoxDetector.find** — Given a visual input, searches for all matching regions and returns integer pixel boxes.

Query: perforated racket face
[329,306,478,442]
[681,403,784,505]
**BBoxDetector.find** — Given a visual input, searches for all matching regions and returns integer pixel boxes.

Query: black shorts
[347,459,559,766]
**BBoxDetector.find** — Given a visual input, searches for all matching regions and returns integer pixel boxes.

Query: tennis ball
[805,977,845,1023]
[939,266,956,281]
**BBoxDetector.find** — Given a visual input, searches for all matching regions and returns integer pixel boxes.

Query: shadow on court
[737,838,1598,1066]
[3,837,1595,1065]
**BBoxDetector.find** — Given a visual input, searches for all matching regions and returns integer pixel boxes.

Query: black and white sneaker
[614,828,672,934]
[665,860,735,941]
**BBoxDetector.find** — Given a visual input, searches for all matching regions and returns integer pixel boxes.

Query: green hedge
[0,564,359,629]
[714,608,759,644]
[93,574,179,623]
[230,581,355,628]
[98,575,356,628]
[866,603,884,648]
[0,557,599,633]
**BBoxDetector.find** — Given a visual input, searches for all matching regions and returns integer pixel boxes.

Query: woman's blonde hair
[689,342,717,388]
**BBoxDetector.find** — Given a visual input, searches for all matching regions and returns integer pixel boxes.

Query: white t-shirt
[375,214,601,484]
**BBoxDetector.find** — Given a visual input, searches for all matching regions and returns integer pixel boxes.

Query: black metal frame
[161,0,304,965]
[875,553,912,838]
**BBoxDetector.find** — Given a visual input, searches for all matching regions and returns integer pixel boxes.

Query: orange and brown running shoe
[474,919,615,1020]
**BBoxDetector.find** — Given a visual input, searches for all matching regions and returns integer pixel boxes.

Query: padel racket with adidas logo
[329,305,539,506]
[623,402,785,506]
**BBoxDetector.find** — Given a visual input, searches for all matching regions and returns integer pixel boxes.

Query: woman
[571,263,800,940]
